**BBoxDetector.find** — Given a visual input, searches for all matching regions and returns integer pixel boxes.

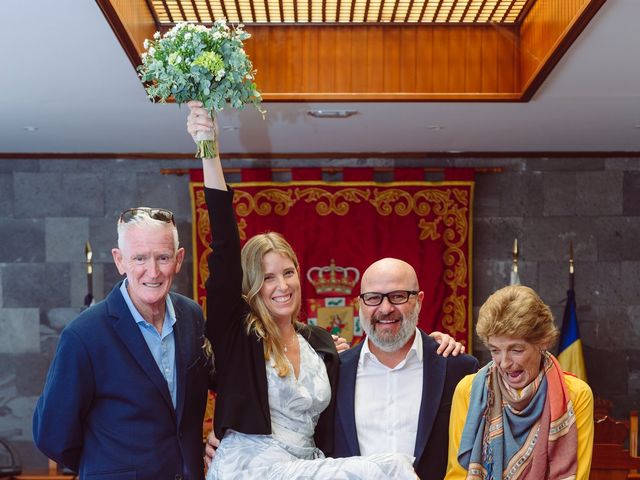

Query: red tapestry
[189,168,474,348]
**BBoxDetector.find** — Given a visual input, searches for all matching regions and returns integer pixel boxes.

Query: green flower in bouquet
[138,20,265,158]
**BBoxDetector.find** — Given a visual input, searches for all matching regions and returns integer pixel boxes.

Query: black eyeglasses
[119,208,175,225]
[359,290,419,306]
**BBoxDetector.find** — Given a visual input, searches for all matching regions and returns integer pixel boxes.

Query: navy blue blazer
[33,282,209,480]
[333,330,478,479]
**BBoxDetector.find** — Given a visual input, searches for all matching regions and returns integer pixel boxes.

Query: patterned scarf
[457,352,578,479]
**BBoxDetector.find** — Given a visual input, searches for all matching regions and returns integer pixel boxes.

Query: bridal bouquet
[138,20,264,157]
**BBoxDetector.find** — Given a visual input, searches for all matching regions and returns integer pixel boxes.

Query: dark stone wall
[1,155,638,470]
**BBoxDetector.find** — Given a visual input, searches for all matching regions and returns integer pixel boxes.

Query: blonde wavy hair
[477,285,559,349]
[241,232,301,377]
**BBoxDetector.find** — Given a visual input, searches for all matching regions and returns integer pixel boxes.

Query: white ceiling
[1,0,639,155]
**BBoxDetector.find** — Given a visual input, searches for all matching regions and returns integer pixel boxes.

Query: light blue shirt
[120,281,177,409]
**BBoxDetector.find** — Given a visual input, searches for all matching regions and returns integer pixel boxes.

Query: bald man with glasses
[333,257,479,480]
[33,208,210,480]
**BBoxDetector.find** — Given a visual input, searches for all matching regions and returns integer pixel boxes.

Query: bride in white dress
[187,101,417,480]
[208,332,416,479]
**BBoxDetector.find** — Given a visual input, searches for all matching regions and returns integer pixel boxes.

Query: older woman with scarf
[445,285,594,479]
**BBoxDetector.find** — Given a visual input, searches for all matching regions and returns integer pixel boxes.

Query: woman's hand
[429,331,465,357]
[332,335,350,353]
[204,430,220,467]
[186,100,216,144]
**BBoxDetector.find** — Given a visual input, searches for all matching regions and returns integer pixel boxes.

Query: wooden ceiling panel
[96,0,607,101]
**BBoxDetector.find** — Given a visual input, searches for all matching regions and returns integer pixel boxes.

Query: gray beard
[360,302,420,352]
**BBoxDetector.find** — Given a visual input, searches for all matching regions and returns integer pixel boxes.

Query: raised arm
[187,102,243,349]
[186,100,226,191]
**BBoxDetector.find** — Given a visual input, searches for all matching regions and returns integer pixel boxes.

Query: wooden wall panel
[463,29,480,92]
[519,0,606,98]
[399,28,417,92]
[243,25,520,100]
[97,0,156,69]
[415,28,434,93]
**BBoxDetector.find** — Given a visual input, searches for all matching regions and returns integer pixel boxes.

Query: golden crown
[306,259,360,295]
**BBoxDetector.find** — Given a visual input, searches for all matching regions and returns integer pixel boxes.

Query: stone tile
[497,171,545,217]
[46,307,81,332]
[70,262,105,307]
[2,264,70,309]
[176,221,192,261]
[0,308,40,353]
[0,394,41,441]
[453,157,525,170]
[472,217,524,262]
[39,322,61,360]
[595,217,640,261]
[103,264,124,293]
[38,159,82,172]
[526,157,606,171]
[0,268,3,308]
[11,440,50,471]
[521,216,598,262]
[528,262,568,310]
[473,259,539,307]
[538,261,624,308]
[90,216,119,264]
[577,306,638,350]
[224,158,272,169]
[473,173,501,218]
[104,172,138,219]
[620,262,640,305]
[623,171,640,215]
[576,170,624,216]
[225,171,242,184]
[14,353,51,396]
[605,157,640,171]
[135,173,192,222]
[14,172,63,217]
[584,345,628,397]
[0,173,13,216]
[0,218,45,262]
[542,171,576,216]
[272,170,291,182]
[0,159,39,173]
[61,173,105,216]
[45,217,89,262]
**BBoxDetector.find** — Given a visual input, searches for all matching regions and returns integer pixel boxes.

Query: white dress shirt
[354,329,424,457]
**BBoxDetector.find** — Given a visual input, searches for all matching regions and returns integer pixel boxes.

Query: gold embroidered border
[190,182,474,346]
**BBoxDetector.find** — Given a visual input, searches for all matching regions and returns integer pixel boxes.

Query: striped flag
[558,289,587,382]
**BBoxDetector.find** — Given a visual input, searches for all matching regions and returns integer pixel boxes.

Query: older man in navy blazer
[33,208,210,480]
[333,258,478,480]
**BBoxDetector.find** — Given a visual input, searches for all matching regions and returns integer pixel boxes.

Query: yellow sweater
[445,372,594,479]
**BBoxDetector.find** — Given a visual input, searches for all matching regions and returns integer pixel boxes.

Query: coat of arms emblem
[305,259,362,343]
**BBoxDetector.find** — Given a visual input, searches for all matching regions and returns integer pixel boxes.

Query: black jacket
[205,186,339,455]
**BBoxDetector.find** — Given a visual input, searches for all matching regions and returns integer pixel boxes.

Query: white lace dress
[206,334,417,480]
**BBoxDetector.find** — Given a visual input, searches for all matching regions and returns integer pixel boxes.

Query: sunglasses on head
[119,207,175,225]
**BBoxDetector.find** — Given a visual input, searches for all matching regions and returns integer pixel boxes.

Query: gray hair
[117,210,179,252]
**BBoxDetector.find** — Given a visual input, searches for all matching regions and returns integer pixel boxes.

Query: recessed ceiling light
[23,126,39,132]
[426,125,443,131]
[307,110,358,119]
[221,126,239,131]
[634,124,640,129]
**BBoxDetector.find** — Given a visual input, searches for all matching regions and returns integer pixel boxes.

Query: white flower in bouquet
[138,20,265,158]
